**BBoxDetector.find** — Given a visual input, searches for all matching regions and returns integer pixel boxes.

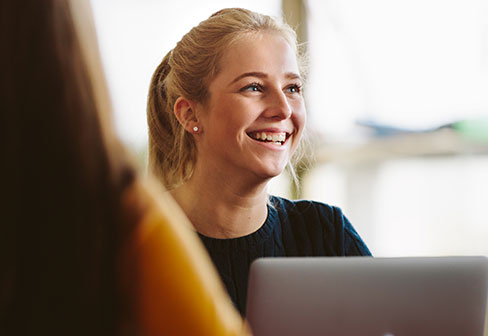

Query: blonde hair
[147,8,302,189]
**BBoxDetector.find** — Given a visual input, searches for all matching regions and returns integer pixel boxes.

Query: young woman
[0,0,246,335]
[147,8,372,316]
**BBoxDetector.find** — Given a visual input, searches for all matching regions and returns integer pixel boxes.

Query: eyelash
[241,82,263,92]
[240,82,303,94]
[286,84,302,94]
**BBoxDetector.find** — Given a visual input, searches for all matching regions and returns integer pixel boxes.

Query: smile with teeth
[248,131,288,145]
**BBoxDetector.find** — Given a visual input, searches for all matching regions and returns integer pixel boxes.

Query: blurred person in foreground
[0,0,247,335]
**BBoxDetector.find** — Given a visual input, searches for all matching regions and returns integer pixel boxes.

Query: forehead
[215,32,300,83]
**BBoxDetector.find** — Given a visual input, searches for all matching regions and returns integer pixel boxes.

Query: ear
[174,96,200,133]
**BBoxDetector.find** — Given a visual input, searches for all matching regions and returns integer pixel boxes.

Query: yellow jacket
[122,180,248,335]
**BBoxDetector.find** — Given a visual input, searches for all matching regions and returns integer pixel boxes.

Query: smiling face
[194,32,306,182]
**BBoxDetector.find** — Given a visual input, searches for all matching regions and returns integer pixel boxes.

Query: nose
[263,89,292,120]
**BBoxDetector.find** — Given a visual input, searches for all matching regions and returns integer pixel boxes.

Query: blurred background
[90,0,488,257]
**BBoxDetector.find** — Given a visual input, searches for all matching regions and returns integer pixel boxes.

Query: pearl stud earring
[193,126,199,132]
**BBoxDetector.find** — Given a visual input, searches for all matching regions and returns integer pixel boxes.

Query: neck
[170,163,271,239]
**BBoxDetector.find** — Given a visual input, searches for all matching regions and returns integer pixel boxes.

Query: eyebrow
[229,71,302,86]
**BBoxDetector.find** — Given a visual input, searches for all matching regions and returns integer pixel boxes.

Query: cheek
[289,104,306,155]
[292,102,307,132]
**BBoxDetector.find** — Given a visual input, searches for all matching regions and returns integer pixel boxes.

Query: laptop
[246,256,488,336]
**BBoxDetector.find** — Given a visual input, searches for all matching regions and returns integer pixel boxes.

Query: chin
[254,164,287,181]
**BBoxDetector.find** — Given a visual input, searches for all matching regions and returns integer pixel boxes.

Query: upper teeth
[250,132,287,142]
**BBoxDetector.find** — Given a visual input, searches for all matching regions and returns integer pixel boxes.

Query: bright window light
[306,0,488,135]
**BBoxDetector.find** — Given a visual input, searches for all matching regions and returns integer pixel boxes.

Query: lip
[249,136,289,151]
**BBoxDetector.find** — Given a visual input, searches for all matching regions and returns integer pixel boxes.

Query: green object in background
[452,118,488,142]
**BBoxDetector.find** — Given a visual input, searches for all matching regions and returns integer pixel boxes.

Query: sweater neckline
[197,199,278,251]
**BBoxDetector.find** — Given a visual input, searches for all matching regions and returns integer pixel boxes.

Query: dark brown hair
[0,0,139,334]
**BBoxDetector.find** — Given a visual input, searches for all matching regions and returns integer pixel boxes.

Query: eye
[285,84,302,94]
[240,82,263,93]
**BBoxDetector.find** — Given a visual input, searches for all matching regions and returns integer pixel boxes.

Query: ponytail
[147,51,196,189]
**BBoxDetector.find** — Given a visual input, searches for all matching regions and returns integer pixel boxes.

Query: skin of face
[195,32,306,184]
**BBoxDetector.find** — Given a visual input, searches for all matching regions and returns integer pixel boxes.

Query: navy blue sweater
[198,196,372,316]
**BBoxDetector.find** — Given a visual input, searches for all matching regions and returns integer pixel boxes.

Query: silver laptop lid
[246,256,488,336]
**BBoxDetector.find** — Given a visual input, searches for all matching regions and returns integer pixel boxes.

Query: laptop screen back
[246,256,488,336]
